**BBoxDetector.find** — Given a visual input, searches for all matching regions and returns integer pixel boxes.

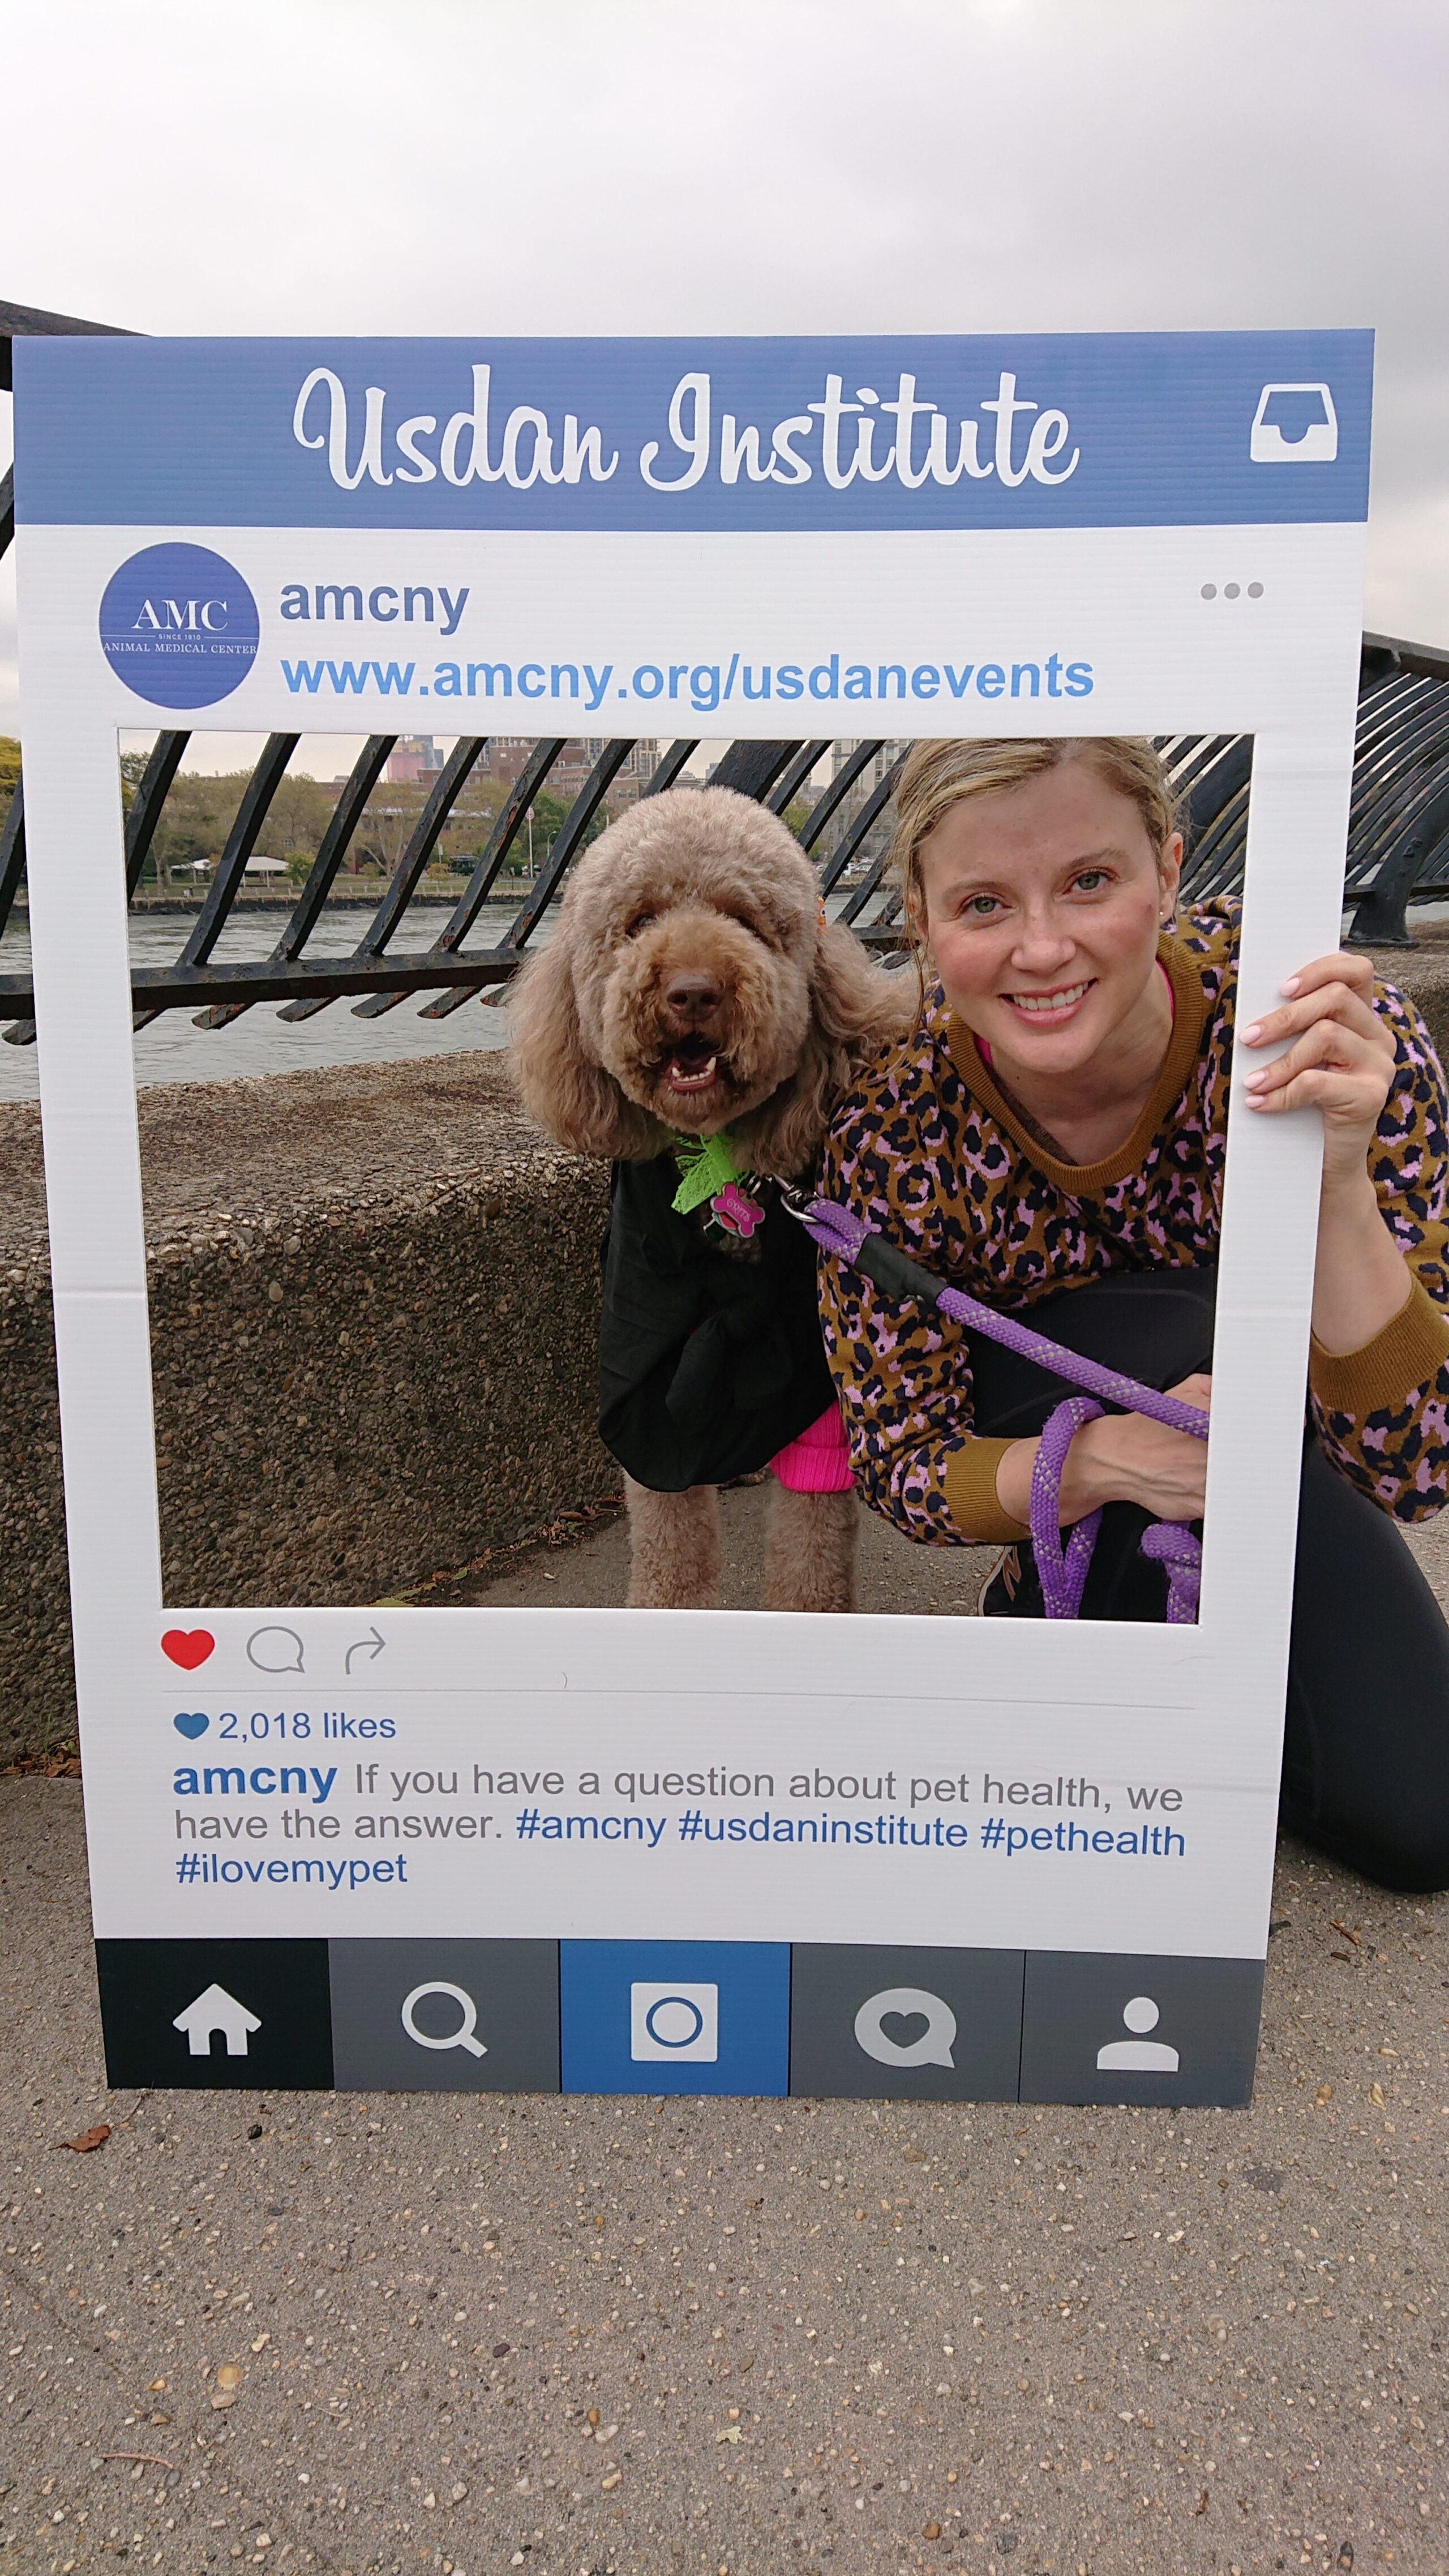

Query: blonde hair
[890,737,1179,968]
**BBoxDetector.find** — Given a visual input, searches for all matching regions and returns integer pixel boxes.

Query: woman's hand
[997,1374,1211,1528]
[1240,951,1396,1193]
[1241,950,1413,1355]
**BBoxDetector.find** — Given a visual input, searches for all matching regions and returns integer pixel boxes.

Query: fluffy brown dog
[510,783,908,1610]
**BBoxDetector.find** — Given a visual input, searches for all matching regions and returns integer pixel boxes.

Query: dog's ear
[742,924,913,1179]
[508,925,658,1159]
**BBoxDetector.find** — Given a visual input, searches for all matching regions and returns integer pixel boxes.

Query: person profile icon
[1096,1995,1180,2072]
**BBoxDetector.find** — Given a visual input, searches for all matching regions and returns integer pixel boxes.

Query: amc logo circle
[98,542,259,708]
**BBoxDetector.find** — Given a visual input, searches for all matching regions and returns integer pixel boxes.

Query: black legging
[968,1268,1449,1894]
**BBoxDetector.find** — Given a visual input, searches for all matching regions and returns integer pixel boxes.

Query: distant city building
[832,738,907,790]
[386,736,446,786]
[477,736,661,809]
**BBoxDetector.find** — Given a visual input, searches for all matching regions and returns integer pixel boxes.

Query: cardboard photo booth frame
[13,329,1372,2102]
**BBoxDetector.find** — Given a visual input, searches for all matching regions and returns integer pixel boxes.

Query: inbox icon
[631,1981,718,2062]
[1250,382,1338,464]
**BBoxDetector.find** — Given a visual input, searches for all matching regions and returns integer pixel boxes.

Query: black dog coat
[598,1156,835,1493]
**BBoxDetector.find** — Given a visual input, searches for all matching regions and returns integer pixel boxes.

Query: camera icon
[630,1980,718,2062]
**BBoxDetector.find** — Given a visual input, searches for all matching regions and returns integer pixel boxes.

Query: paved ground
[453,1481,999,1618]
[5,1490,1449,2576]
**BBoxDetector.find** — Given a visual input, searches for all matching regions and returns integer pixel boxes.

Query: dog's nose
[663,971,722,1023]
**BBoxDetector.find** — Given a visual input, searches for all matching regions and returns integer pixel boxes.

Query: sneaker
[978,1542,1045,1620]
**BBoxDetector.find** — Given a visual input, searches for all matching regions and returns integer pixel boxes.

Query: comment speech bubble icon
[853,1985,957,2069]
[246,1625,305,1675]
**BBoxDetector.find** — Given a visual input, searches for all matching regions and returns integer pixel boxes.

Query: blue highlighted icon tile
[560,1940,790,2097]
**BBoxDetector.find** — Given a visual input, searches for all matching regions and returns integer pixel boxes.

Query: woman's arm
[994,1374,1212,1529]
[999,950,1405,1531]
[1240,951,1407,1352]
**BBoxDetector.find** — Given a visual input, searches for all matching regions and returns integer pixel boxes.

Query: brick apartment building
[385,735,663,806]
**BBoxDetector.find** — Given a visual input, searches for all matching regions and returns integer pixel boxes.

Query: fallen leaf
[215,2363,242,2391]
[1314,2084,1334,2106]
[59,2124,110,2154]
[715,2426,742,2445]
[1369,2082,1386,2108]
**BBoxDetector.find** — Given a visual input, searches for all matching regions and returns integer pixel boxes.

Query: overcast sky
[2,0,1446,750]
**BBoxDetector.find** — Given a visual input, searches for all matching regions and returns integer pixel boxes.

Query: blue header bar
[15,331,1371,534]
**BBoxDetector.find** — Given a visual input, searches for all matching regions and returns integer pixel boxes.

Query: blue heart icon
[173,1712,209,1739]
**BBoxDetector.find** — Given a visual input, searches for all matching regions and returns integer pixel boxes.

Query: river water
[0,901,524,1101]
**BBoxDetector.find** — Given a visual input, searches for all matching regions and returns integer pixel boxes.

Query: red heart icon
[161,1630,215,1671]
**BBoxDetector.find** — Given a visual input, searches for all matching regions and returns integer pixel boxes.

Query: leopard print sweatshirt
[816,898,1449,1547]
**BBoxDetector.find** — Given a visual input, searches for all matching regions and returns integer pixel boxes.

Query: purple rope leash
[798,1194,1208,1623]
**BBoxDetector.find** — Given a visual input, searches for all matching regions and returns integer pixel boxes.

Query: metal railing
[5,301,1449,1057]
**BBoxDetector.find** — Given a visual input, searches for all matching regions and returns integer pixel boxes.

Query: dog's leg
[624,1475,723,1609]
[762,1483,859,1613]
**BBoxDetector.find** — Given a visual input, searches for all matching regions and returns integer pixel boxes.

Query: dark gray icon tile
[95,1940,333,2090]
[1020,1951,1264,2107]
[328,1939,559,2092]
[789,1944,1024,2100]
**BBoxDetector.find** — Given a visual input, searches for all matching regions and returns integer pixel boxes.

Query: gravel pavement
[4,1510,1449,2576]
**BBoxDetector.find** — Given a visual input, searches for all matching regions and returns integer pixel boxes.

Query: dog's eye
[624,910,657,939]
[723,908,769,944]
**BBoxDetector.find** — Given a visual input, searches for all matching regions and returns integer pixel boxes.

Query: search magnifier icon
[400,1979,487,2059]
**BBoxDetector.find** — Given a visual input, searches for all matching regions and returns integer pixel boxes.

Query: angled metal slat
[125,732,190,897]
[500,738,635,955]
[765,741,828,815]
[0,773,25,941]
[194,734,397,1030]
[132,732,302,1031]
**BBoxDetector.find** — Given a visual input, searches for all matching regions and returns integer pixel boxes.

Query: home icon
[173,1982,261,2058]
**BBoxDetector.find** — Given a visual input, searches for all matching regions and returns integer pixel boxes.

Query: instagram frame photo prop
[14,331,1371,2102]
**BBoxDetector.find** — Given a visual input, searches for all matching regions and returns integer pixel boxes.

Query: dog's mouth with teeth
[658,1031,730,1098]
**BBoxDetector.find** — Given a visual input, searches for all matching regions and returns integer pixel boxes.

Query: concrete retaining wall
[0,1054,614,1763]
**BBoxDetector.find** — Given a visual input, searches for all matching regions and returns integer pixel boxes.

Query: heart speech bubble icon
[173,1712,209,1740]
[854,1986,958,2069]
[162,1630,215,1671]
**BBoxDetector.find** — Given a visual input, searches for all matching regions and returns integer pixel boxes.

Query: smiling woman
[817,734,1449,1895]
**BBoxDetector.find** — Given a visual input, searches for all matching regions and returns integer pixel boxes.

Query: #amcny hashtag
[678,1809,704,1840]
[175,1851,201,1883]
[981,1815,1005,1849]
[516,1808,542,1838]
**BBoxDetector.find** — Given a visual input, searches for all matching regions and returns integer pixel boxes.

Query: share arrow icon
[344,1626,387,1675]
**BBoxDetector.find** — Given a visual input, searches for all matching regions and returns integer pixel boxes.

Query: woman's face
[915,760,1182,1073]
